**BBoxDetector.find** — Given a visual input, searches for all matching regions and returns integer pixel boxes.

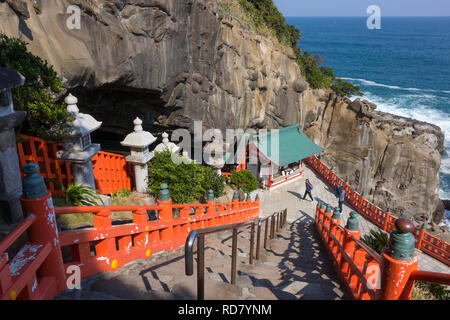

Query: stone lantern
[154,132,181,154]
[56,94,102,190]
[203,130,226,174]
[120,118,156,193]
[0,68,26,223]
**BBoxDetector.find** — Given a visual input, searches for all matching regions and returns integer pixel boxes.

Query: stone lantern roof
[121,118,157,148]
[0,68,25,93]
[65,94,102,136]
[154,132,181,154]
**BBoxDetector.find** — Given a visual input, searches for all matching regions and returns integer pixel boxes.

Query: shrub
[0,34,70,142]
[360,229,389,254]
[112,188,132,199]
[230,170,258,193]
[148,151,225,204]
[47,179,104,207]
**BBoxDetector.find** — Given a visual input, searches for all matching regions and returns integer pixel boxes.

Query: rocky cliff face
[0,0,444,223]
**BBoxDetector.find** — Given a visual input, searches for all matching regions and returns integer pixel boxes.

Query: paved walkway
[251,165,450,275]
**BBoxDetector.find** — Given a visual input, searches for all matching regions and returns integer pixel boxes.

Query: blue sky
[273,0,450,17]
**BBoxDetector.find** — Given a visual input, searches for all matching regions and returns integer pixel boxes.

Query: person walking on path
[303,179,314,201]
[338,187,346,212]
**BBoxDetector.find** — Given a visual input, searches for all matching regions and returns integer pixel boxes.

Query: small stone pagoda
[153,132,181,154]
[56,94,102,190]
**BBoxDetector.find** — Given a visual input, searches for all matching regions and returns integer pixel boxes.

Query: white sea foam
[343,77,450,94]
[439,210,450,229]
[349,89,450,201]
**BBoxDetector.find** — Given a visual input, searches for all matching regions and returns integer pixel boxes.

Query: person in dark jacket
[303,179,314,201]
[338,187,346,212]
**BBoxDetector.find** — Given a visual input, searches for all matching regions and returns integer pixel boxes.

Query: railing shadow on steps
[185,209,288,300]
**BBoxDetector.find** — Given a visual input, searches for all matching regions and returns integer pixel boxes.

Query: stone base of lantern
[0,110,27,223]
[57,144,100,190]
[134,163,149,194]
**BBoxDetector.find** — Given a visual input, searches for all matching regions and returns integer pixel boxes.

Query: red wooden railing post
[340,212,361,278]
[380,218,418,300]
[323,206,333,242]
[359,192,366,212]
[232,191,240,223]
[133,208,151,258]
[255,194,260,218]
[416,222,427,250]
[206,190,216,227]
[20,163,66,293]
[157,184,174,250]
[383,210,391,232]
[93,209,117,270]
[245,193,252,221]
[328,207,341,254]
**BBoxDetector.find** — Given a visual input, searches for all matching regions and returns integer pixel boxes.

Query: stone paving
[252,165,450,275]
[56,219,349,300]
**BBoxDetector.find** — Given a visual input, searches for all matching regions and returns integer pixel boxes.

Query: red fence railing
[16,135,73,197]
[55,199,259,281]
[1,183,260,300]
[0,214,58,300]
[305,155,450,266]
[16,135,133,195]
[315,204,381,300]
[92,151,132,195]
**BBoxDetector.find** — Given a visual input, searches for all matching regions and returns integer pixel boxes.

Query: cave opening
[65,86,181,154]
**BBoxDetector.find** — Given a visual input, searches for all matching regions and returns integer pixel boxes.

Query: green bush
[360,229,389,254]
[111,188,132,199]
[47,179,104,207]
[0,34,70,142]
[148,151,225,204]
[230,170,258,193]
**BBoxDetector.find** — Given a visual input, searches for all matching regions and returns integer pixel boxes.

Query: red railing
[92,151,132,195]
[398,270,450,300]
[0,215,57,300]
[16,135,73,197]
[315,205,381,300]
[306,155,450,266]
[16,135,134,195]
[55,199,259,281]
[1,187,259,300]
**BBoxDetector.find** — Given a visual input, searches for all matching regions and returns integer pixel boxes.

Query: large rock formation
[0,0,444,223]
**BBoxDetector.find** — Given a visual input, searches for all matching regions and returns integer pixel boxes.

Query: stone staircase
[55,216,349,300]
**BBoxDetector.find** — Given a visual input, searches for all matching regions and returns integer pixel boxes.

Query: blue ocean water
[286,17,450,206]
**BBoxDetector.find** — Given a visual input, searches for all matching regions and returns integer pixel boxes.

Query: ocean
[285,17,450,225]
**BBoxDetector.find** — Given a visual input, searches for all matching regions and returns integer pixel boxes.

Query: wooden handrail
[0,215,36,255]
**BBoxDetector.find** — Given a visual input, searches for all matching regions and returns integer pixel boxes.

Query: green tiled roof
[252,124,324,167]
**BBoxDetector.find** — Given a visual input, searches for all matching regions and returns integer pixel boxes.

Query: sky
[273,0,450,17]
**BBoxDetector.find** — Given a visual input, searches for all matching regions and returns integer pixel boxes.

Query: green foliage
[230,170,258,193]
[148,151,225,204]
[236,1,362,97]
[0,34,70,142]
[47,178,104,207]
[412,281,450,300]
[360,229,389,254]
[297,52,332,89]
[111,188,131,199]
[238,0,301,50]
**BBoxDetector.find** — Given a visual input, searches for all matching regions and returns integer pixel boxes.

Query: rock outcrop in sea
[0,0,444,223]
